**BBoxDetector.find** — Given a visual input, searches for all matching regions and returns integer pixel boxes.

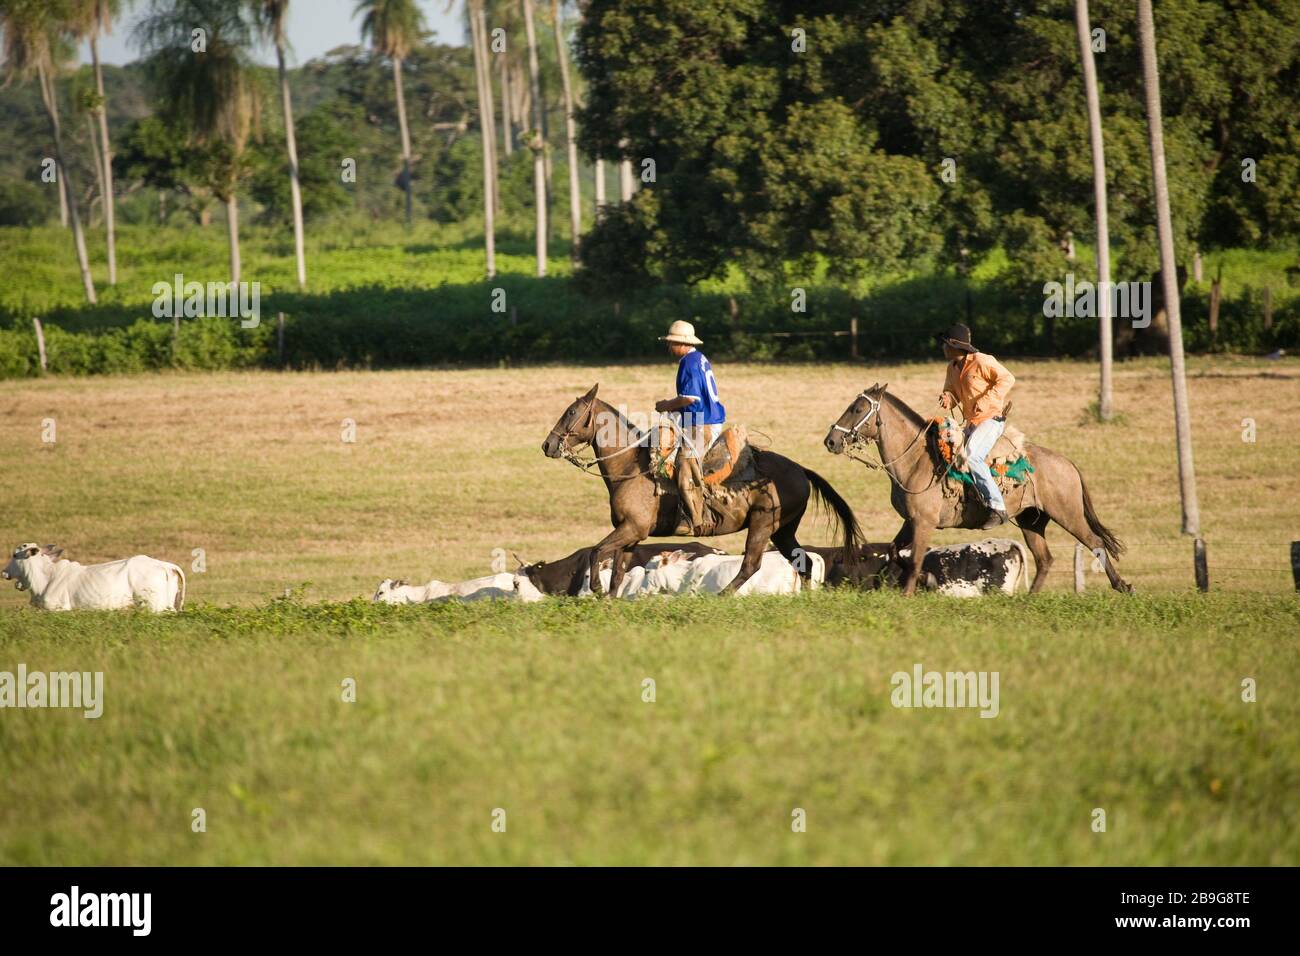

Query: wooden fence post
[1290,542,1300,592]
[1074,543,1086,594]
[1194,538,1209,593]
[32,318,47,373]
[849,317,858,360]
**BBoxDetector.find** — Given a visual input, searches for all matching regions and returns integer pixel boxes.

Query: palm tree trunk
[499,51,513,156]
[392,54,413,226]
[85,113,105,227]
[522,0,547,276]
[469,4,496,278]
[551,0,582,262]
[38,61,96,304]
[226,193,241,285]
[277,41,307,289]
[91,34,117,286]
[1075,0,1112,421]
[475,4,500,216]
[594,158,605,215]
[1137,0,1200,536]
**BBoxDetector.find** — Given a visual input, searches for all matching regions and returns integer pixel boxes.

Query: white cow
[373,572,520,605]
[2,543,185,612]
[633,549,811,596]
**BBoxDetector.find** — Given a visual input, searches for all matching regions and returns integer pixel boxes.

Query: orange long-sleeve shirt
[943,352,1016,425]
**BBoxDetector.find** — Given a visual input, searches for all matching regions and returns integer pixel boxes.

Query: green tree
[0,0,97,303]
[355,0,425,227]
[135,0,260,283]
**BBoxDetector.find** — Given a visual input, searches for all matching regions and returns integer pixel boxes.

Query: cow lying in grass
[514,542,727,597]
[515,547,824,600]
[808,539,1029,596]
[372,572,519,605]
[2,543,186,612]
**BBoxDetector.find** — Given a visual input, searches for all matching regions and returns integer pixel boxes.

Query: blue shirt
[675,349,726,427]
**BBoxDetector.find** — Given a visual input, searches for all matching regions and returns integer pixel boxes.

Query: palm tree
[355,0,424,227]
[1,0,97,303]
[550,0,580,262]
[136,0,260,284]
[467,0,495,277]
[1074,0,1112,420]
[1137,0,1200,536]
[520,0,546,275]
[252,0,306,289]
[68,0,119,286]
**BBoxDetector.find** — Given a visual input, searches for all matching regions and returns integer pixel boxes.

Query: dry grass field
[1,356,1296,603]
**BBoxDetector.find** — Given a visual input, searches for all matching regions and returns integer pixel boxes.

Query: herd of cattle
[374,537,1030,604]
[2,537,1029,613]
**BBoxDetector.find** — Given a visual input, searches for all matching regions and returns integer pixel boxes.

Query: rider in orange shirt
[936,324,1016,529]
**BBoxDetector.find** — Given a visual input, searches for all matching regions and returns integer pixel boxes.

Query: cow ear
[41,545,64,559]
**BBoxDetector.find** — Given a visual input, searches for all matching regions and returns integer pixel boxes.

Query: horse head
[542,383,599,458]
[824,383,888,454]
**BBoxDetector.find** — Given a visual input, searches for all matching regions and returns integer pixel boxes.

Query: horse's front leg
[589,524,647,597]
[901,522,933,595]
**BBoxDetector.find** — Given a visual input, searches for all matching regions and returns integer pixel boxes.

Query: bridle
[833,390,943,494]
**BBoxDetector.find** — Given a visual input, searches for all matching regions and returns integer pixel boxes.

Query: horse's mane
[880,389,927,428]
[594,398,649,446]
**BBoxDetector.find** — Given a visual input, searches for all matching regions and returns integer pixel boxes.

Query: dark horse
[824,384,1132,595]
[543,384,864,595]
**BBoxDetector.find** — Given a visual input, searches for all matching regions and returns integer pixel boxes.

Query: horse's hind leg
[770,521,809,581]
[723,513,775,595]
[1018,509,1053,594]
[1049,509,1132,593]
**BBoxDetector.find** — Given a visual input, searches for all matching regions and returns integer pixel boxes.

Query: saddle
[654,422,759,487]
[933,416,1034,498]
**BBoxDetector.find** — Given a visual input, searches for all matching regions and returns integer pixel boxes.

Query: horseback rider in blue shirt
[654,320,726,536]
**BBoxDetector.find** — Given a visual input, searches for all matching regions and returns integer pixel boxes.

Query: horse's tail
[1079,470,1125,560]
[803,467,866,563]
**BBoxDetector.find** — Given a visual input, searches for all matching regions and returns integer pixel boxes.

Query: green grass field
[2,357,1298,865]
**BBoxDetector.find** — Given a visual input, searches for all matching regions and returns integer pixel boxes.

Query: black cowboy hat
[936,323,978,353]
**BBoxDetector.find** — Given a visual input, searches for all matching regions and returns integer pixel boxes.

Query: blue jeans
[964,419,1006,511]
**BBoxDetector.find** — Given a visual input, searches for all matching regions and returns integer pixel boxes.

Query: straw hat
[659,320,703,346]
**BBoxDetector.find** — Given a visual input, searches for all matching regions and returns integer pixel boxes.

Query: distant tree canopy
[576,0,1300,289]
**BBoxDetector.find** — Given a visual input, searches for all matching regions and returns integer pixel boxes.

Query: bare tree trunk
[226,193,241,285]
[551,0,582,261]
[58,161,68,227]
[1075,0,1113,421]
[469,4,496,278]
[522,0,547,276]
[91,34,117,286]
[393,55,413,227]
[475,4,500,216]
[277,41,307,289]
[499,50,513,156]
[85,113,105,227]
[1138,0,1200,536]
[594,158,605,215]
[38,62,95,304]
